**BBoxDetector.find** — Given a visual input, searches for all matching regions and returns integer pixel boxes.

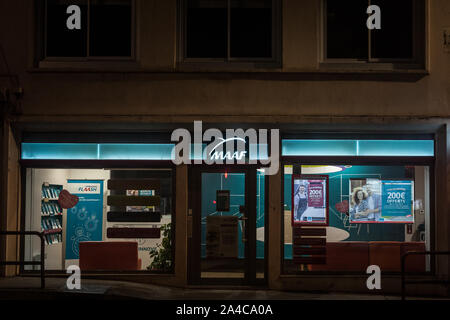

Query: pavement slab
[0,277,447,300]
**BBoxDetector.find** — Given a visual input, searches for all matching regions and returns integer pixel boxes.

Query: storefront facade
[1,0,450,295]
[1,122,447,296]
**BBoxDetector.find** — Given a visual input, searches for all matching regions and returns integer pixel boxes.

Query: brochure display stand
[41,182,64,270]
[292,226,327,266]
[41,183,63,245]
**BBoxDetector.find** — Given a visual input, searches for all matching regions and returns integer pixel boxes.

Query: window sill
[36,60,142,72]
[27,66,429,82]
[282,65,428,82]
[319,61,427,71]
[176,60,283,72]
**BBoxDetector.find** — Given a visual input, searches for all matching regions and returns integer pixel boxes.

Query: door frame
[188,165,265,286]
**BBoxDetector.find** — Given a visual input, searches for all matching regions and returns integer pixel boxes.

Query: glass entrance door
[201,171,246,280]
[189,167,265,285]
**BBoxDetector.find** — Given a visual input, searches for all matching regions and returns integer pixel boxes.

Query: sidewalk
[0,277,435,300]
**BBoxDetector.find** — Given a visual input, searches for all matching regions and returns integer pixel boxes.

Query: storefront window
[24,168,174,273]
[283,164,430,274]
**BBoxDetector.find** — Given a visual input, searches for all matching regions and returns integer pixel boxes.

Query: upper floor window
[41,0,134,60]
[323,0,425,67]
[179,0,281,67]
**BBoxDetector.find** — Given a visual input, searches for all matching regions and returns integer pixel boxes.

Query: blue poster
[66,180,104,260]
[381,180,414,222]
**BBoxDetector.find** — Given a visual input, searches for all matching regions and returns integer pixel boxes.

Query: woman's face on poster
[300,186,305,194]
[357,190,364,201]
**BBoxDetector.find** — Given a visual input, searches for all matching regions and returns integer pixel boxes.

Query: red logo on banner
[58,189,79,209]
[308,182,324,207]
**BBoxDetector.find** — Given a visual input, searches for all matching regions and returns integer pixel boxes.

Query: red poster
[58,189,79,209]
[308,182,324,207]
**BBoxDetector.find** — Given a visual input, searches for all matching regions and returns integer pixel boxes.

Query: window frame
[177,0,282,69]
[319,0,426,70]
[37,0,137,67]
[19,162,177,276]
[280,149,435,276]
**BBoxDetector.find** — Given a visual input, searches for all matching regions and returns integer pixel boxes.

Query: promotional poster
[66,180,104,260]
[292,176,328,225]
[380,180,414,223]
[349,178,414,223]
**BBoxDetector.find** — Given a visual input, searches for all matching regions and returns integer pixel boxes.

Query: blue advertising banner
[381,180,414,222]
[66,180,104,260]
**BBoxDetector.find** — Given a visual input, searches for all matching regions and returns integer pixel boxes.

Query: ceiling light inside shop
[301,165,350,174]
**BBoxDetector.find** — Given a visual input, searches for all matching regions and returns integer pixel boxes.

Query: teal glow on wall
[23,139,434,160]
[282,140,434,157]
[100,144,175,160]
[357,140,434,156]
[22,143,175,160]
[22,143,269,161]
[22,143,101,160]
[283,140,357,156]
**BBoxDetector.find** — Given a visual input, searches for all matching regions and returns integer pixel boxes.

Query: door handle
[239,205,247,242]
[239,215,247,242]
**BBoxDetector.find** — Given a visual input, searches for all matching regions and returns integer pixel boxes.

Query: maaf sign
[171,121,280,175]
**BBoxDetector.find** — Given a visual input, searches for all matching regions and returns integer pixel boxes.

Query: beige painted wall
[0,0,448,120]
[4,125,21,276]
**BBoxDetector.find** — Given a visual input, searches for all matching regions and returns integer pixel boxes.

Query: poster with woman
[349,178,382,223]
[292,175,328,226]
[349,178,414,223]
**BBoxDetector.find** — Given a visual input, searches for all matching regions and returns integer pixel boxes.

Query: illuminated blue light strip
[357,140,434,156]
[282,140,434,157]
[282,140,357,156]
[22,140,434,160]
[21,143,269,160]
[99,144,174,160]
[22,143,175,160]
[22,143,100,160]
